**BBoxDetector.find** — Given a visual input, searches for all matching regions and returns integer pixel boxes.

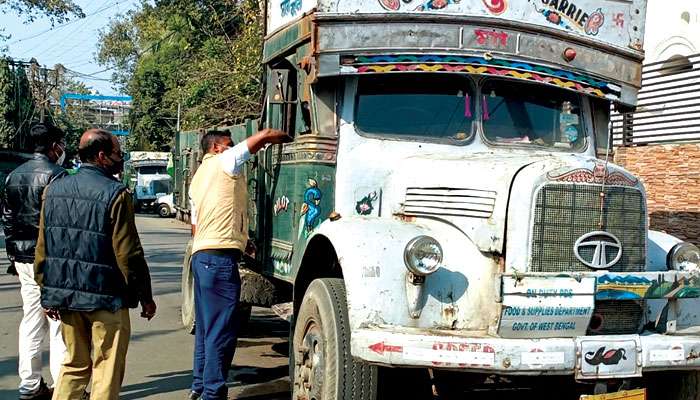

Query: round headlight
[404,236,443,276]
[669,242,700,271]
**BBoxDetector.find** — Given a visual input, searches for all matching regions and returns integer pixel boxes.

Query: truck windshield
[355,74,475,141]
[481,79,586,151]
[138,166,167,175]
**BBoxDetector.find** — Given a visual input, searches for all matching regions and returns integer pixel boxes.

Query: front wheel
[292,278,377,400]
[158,203,171,218]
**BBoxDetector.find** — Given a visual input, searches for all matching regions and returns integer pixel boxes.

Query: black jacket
[2,154,66,263]
[40,165,129,312]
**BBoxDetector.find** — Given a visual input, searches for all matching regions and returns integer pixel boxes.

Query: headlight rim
[668,241,700,271]
[403,235,443,276]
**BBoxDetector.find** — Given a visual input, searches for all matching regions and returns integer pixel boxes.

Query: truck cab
[178,0,700,398]
[126,151,172,212]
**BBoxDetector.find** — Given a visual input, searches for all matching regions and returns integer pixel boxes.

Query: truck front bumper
[352,328,700,378]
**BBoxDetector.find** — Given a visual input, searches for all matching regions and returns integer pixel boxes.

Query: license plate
[580,388,646,400]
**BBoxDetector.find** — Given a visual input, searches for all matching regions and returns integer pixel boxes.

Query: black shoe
[18,381,52,400]
[187,391,201,400]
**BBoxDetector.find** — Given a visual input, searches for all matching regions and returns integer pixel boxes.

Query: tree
[1,0,84,24]
[96,0,264,151]
[11,65,37,151]
[0,58,15,147]
[0,58,91,153]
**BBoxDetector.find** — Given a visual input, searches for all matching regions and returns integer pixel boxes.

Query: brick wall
[614,144,700,245]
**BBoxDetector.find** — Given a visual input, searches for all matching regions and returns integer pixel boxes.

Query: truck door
[261,60,302,279]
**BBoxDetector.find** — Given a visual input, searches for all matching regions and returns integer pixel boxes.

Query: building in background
[613,1,700,245]
[644,1,700,64]
[59,94,132,147]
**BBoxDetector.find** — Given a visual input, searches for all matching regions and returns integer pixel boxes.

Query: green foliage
[97,0,264,151]
[0,58,92,154]
[0,58,15,147]
[1,0,84,24]
[9,65,37,151]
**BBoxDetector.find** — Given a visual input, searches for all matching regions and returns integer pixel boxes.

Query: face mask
[107,155,125,175]
[56,148,66,166]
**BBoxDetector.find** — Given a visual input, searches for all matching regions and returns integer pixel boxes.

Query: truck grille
[530,184,646,273]
[588,300,644,335]
[404,187,496,219]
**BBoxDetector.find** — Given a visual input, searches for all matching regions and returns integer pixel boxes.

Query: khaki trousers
[53,308,130,400]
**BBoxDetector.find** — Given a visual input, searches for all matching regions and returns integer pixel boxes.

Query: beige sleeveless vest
[189,153,248,254]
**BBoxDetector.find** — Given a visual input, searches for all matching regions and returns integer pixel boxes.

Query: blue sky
[1,0,143,95]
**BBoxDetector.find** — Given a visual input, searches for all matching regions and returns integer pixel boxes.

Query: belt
[197,248,241,259]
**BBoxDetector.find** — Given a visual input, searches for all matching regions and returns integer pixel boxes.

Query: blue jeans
[191,250,241,400]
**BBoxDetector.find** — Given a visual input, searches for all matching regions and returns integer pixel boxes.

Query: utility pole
[26,59,58,123]
[176,102,181,133]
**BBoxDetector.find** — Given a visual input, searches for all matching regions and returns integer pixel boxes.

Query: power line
[64,69,113,82]
[18,0,117,59]
[7,0,122,46]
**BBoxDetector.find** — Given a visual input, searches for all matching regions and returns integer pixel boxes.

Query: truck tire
[158,203,171,218]
[181,240,195,334]
[292,278,377,400]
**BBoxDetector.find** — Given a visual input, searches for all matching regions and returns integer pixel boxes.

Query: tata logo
[574,231,622,269]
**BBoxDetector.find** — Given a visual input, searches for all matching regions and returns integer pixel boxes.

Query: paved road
[0,215,290,400]
[0,215,591,400]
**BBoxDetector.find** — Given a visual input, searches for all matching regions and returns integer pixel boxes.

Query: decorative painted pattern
[533,1,605,37]
[300,179,322,236]
[280,0,303,17]
[482,0,507,15]
[356,191,378,216]
[272,136,338,165]
[379,0,460,12]
[354,55,611,89]
[271,250,292,276]
[584,347,626,366]
[274,196,290,216]
[271,239,293,276]
[596,274,700,300]
[356,64,607,98]
[348,55,619,100]
[277,150,337,164]
[584,8,605,36]
[548,163,638,187]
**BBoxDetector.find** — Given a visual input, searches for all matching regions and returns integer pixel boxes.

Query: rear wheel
[292,278,377,400]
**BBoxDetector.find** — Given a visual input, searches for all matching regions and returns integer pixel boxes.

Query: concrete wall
[615,144,700,245]
[644,0,700,62]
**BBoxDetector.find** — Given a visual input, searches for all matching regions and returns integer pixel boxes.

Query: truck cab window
[481,79,586,151]
[138,166,167,175]
[268,65,298,137]
[355,74,475,142]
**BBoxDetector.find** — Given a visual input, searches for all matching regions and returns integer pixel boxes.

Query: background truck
[177,0,700,398]
[125,151,172,212]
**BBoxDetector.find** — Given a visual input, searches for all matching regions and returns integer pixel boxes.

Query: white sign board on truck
[267,0,647,53]
[267,0,316,34]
